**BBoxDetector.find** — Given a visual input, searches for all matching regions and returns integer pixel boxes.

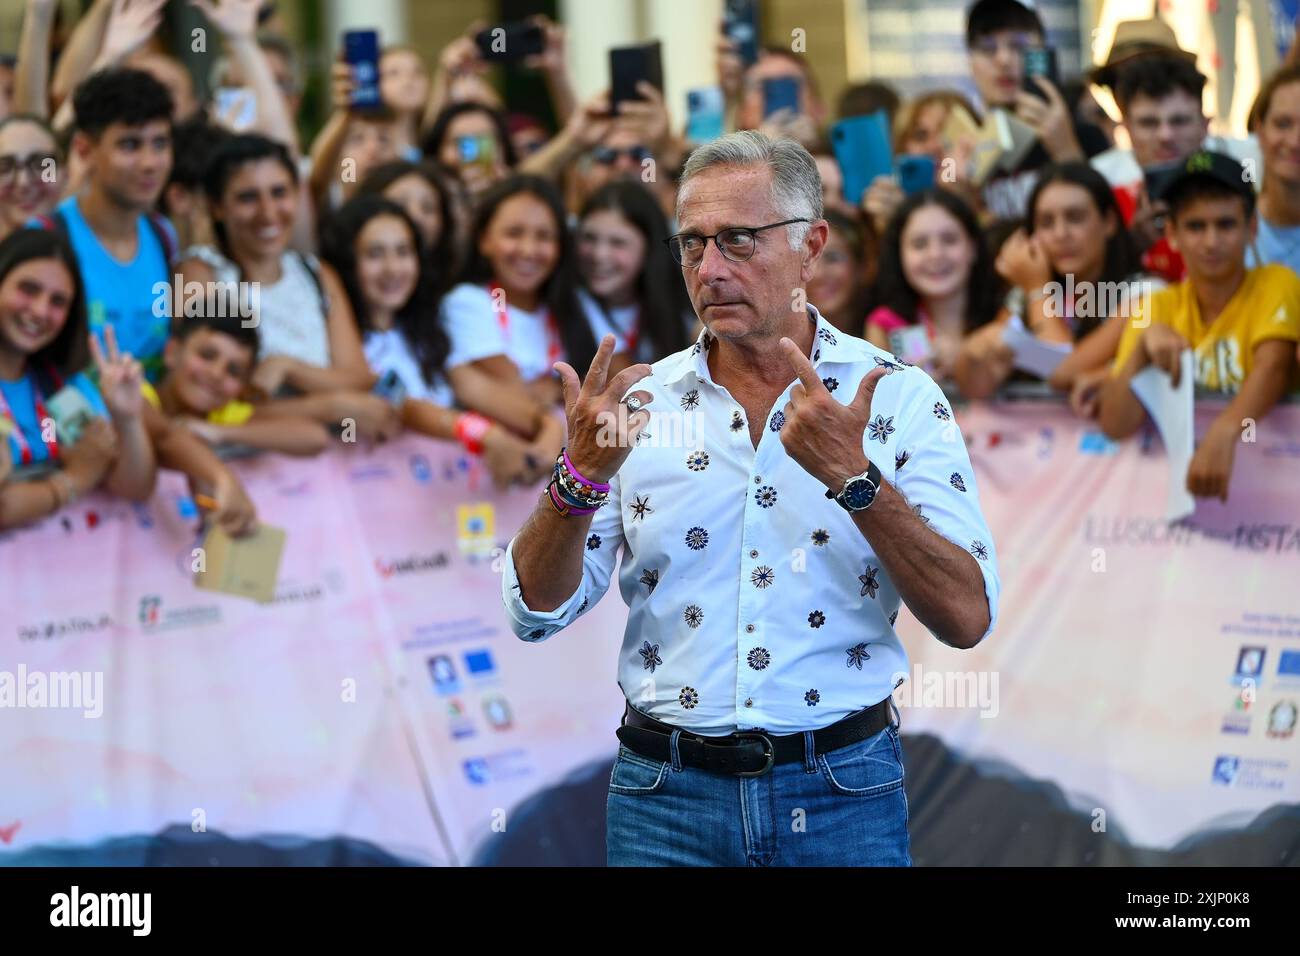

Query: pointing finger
[780,337,824,393]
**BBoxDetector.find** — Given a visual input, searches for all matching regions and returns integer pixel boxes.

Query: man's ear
[162,335,181,372]
[69,131,93,162]
[801,219,830,280]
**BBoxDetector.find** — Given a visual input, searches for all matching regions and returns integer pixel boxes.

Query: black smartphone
[474,21,546,62]
[342,29,381,110]
[724,0,760,67]
[610,42,664,115]
[1022,46,1058,101]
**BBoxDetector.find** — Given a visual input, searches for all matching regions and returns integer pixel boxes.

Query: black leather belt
[615,698,893,777]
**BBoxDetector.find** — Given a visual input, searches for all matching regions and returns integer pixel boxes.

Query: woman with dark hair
[806,209,874,337]
[865,189,998,380]
[575,181,692,370]
[175,134,400,440]
[0,229,155,527]
[443,174,596,405]
[355,159,462,293]
[956,161,1158,402]
[320,194,562,485]
[423,102,517,199]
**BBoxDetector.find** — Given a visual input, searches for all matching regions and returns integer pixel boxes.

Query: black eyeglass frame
[664,218,811,267]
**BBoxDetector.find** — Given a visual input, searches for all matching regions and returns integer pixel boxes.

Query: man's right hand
[553,335,652,483]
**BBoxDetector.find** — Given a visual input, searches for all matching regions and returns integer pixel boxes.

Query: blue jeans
[606,723,910,866]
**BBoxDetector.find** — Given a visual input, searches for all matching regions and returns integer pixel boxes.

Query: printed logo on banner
[137,595,221,632]
[457,503,496,558]
[1234,646,1267,681]
[461,749,532,786]
[448,698,476,739]
[409,454,432,484]
[375,551,450,578]
[482,694,512,731]
[17,614,113,642]
[348,462,395,483]
[428,655,460,695]
[1267,700,1297,739]
[1277,650,1300,681]
[1209,755,1287,790]
[1211,756,1241,786]
[464,649,497,679]
[1078,431,1120,455]
[1221,692,1252,735]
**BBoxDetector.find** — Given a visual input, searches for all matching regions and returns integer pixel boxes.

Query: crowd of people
[1,0,1299,533]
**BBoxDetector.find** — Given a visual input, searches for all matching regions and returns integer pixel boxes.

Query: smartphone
[896,154,936,195]
[1022,46,1058,101]
[831,111,893,206]
[609,42,664,115]
[456,134,495,166]
[474,21,545,62]
[372,369,407,406]
[686,87,725,144]
[723,0,761,67]
[761,76,800,120]
[343,29,381,110]
[213,87,257,132]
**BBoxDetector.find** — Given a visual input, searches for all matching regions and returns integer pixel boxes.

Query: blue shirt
[502,306,1000,736]
[1247,216,1300,274]
[0,369,107,466]
[46,196,175,382]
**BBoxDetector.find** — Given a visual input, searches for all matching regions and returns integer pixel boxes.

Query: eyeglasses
[0,153,57,187]
[592,145,652,165]
[664,219,809,268]
[971,33,1038,58]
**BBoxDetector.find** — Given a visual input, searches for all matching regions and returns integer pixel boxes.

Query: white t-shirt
[578,287,644,362]
[363,327,455,407]
[440,282,586,382]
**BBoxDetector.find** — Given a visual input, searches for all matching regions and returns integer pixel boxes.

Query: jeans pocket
[817,726,905,797]
[608,745,670,795]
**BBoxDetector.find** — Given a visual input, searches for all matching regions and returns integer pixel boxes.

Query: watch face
[842,477,877,510]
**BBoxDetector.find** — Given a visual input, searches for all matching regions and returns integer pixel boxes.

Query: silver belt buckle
[733,731,775,777]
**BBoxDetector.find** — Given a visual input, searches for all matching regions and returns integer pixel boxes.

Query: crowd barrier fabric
[1,400,1297,865]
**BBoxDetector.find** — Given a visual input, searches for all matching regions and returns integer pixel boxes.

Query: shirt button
[745,624,755,633]
[745,698,753,707]
[754,476,762,484]
[749,549,758,558]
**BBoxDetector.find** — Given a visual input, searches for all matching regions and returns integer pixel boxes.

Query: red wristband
[454,412,492,455]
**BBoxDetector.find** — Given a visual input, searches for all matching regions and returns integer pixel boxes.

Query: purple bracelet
[548,482,599,516]
[561,448,610,493]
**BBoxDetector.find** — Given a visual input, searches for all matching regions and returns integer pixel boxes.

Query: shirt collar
[658,304,854,388]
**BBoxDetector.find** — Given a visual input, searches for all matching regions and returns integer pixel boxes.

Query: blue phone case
[896,155,937,195]
[831,111,893,206]
[343,30,381,109]
[762,77,800,119]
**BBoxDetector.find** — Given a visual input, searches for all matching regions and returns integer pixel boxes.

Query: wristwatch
[826,461,882,513]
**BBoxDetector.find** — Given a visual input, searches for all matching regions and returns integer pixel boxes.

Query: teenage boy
[146,311,329,457]
[1100,151,1300,501]
[966,0,1107,220]
[45,67,176,383]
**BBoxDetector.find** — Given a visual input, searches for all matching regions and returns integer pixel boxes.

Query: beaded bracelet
[551,466,607,509]
[560,448,610,494]
[546,479,601,517]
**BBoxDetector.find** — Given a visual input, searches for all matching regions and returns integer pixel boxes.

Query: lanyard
[0,365,64,465]
[489,283,562,365]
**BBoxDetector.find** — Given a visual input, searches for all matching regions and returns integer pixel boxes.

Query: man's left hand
[1187,421,1238,502]
[778,336,890,492]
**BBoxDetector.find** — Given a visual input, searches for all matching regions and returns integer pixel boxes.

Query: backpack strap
[144,212,177,265]
[295,250,328,311]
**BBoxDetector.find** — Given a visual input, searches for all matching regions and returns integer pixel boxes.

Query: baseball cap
[1153,150,1256,207]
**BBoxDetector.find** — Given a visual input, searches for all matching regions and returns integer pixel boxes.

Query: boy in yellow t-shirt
[1101,150,1300,501]
[148,313,329,456]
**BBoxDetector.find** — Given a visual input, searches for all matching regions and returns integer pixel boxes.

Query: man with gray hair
[502,131,1000,866]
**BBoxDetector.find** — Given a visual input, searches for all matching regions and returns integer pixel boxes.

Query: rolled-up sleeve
[889,375,1000,644]
[501,473,626,642]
